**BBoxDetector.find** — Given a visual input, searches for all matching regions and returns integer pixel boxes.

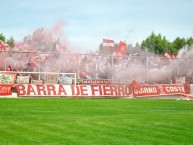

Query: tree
[6,36,15,48]
[172,37,186,53]
[141,32,169,55]
[0,33,15,48]
[0,33,6,42]
[186,37,193,46]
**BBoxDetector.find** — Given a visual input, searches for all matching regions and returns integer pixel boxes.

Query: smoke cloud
[0,23,193,84]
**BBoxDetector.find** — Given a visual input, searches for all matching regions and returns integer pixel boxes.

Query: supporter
[25,62,33,72]
[11,85,18,93]
[7,65,13,71]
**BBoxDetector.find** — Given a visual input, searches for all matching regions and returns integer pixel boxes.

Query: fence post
[146,57,149,83]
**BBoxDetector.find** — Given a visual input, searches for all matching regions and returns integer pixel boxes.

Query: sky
[0,0,193,53]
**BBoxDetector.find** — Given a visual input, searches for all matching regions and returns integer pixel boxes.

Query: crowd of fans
[1,51,193,84]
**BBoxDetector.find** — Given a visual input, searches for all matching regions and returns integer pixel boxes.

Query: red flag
[102,39,114,49]
[113,41,128,60]
[0,40,9,50]
[164,50,173,59]
[172,52,178,58]
[131,80,140,90]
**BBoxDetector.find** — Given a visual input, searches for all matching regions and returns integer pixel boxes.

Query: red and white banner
[133,85,160,97]
[15,84,131,97]
[133,84,186,97]
[0,84,13,95]
[161,84,185,95]
[102,39,114,49]
[10,83,193,98]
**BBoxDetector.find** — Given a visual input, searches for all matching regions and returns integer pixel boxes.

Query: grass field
[0,98,193,145]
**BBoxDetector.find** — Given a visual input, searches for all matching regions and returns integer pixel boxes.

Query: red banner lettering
[0,84,13,95]
[162,84,185,95]
[133,85,160,97]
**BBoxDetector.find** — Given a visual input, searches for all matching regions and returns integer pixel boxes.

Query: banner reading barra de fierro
[13,84,189,97]
[15,84,131,97]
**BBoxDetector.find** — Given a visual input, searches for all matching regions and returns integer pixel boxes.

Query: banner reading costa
[15,84,131,97]
[133,85,160,97]
[162,84,185,95]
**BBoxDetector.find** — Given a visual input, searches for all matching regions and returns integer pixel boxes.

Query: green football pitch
[0,98,193,145]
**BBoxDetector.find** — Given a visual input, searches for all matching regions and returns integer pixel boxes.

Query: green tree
[141,32,169,55]
[0,33,6,42]
[6,36,15,48]
[0,33,15,48]
[172,37,186,53]
[186,37,193,46]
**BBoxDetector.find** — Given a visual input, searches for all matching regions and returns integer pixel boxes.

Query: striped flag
[164,50,173,59]
[102,39,114,49]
